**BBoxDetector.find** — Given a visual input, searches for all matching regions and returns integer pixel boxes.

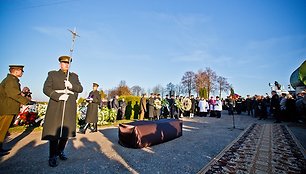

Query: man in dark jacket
[78,83,101,134]
[0,65,30,156]
[190,95,196,118]
[271,90,281,123]
[118,98,127,120]
[42,56,83,167]
[112,95,119,119]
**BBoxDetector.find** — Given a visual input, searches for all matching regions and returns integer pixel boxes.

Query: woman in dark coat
[42,56,83,167]
[148,93,155,120]
[78,83,101,133]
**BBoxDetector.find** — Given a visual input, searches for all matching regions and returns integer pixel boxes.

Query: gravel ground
[1,112,305,174]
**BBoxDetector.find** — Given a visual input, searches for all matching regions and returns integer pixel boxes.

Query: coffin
[118,119,183,148]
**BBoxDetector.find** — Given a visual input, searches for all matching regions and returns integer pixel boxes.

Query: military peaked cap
[9,65,24,69]
[93,82,99,87]
[58,56,72,63]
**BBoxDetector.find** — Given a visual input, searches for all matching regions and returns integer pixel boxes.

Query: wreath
[182,98,192,111]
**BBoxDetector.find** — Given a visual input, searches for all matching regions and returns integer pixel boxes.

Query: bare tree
[181,71,196,97]
[152,84,163,94]
[131,85,142,96]
[195,69,206,94]
[166,82,175,96]
[119,80,127,87]
[195,68,217,98]
[175,83,185,96]
[216,76,230,98]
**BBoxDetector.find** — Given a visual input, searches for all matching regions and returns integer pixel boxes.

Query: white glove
[59,94,69,101]
[64,80,73,89]
[87,98,93,103]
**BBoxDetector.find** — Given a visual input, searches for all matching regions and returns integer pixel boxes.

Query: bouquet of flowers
[15,103,39,126]
[175,99,183,111]
[161,99,169,107]
[36,103,47,126]
[154,99,162,109]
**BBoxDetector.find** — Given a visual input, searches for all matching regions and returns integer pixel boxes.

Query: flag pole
[60,27,80,137]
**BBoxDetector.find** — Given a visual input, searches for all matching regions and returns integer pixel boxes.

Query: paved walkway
[0,112,305,174]
[199,123,306,173]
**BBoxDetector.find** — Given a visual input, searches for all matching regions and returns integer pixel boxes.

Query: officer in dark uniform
[78,83,101,134]
[0,65,30,156]
[236,96,243,115]
[42,56,83,167]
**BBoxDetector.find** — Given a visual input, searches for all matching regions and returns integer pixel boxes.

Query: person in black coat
[42,56,83,167]
[245,95,253,116]
[148,93,155,120]
[168,95,175,118]
[271,91,281,123]
[112,95,119,119]
[118,98,127,120]
[78,83,101,134]
[190,95,196,118]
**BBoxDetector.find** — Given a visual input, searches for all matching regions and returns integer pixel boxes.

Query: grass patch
[9,126,43,134]
[9,119,137,134]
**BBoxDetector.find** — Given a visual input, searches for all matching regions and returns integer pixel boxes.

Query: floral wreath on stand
[182,98,192,111]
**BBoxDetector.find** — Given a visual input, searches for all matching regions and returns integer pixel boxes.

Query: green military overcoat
[42,70,83,140]
[85,90,101,123]
[0,74,29,115]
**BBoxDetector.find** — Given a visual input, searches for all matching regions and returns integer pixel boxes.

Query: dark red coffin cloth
[118,119,183,148]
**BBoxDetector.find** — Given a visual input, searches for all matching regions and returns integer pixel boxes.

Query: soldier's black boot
[90,123,97,133]
[0,143,11,156]
[49,140,58,167]
[48,156,58,167]
[78,123,89,134]
[57,138,68,161]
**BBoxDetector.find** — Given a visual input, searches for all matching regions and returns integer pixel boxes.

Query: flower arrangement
[15,103,39,126]
[161,99,169,107]
[182,98,192,111]
[175,99,183,110]
[77,103,87,126]
[98,107,117,125]
[154,99,162,109]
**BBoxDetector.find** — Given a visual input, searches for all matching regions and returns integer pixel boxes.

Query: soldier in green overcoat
[0,65,30,156]
[42,56,83,167]
[78,82,101,134]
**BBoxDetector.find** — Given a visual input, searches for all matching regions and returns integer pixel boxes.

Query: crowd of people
[103,89,306,125]
[104,93,224,120]
[223,90,306,123]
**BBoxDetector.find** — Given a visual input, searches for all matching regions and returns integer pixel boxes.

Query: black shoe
[0,151,10,156]
[48,156,58,167]
[58,152,68,160]
[77,130,85,134]
[0,147,11,153]
[90,129,97,133]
